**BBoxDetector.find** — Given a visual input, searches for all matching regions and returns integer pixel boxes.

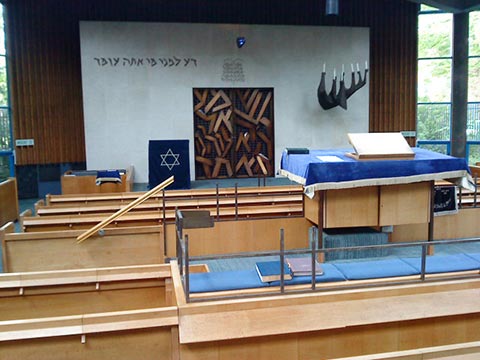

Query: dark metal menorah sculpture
[317,63,368,110]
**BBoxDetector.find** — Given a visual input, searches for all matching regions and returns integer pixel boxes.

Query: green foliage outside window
[418,13,452,58]
[417,59,452,103]
[0,155,9,181]
[417,10,480,161]
[417,104,450,140]
[0,57,8,106]
[469,58,480,102]
[470,12,480,56]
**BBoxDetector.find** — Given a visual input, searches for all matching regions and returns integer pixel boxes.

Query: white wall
[80,22,369,183]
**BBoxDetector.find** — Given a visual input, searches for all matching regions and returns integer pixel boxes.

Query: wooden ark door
[193,88,274,180]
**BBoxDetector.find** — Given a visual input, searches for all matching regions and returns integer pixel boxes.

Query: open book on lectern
[345,132,415,160]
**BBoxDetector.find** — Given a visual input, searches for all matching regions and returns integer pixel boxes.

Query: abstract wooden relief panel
[193,88,274,180]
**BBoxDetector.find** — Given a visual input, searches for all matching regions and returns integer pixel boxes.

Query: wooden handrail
[76,176,174,243]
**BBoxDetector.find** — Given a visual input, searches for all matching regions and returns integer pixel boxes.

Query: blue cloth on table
[332,258,419,280]
[268,263,346,286]
[188,269,266,293]
[95,170,122,185]
[279,147,472,194]
[400,253,480,274]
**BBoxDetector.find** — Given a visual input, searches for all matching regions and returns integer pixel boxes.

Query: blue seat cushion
[188,269,266,293]
[269,263,346,286]
[401,253,480,274]
[333,258,419,280]
[464,253,480,264]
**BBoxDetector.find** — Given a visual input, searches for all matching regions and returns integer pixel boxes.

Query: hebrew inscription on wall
[92,57,198,68]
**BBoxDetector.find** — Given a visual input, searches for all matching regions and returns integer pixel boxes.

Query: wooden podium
[304,132,434,258]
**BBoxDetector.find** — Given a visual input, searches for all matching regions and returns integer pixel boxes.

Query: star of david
[160,148,180,171]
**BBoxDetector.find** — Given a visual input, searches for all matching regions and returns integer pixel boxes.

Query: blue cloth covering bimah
[279,147,474,197]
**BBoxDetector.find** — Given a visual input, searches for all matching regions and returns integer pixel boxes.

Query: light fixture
[236,37,246,48]
[325,0,339,16]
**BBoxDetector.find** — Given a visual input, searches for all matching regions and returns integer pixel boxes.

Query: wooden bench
[36,193,304,217]
[0,177,18,226]
[331,341,480,359]
[26,186,304,234]
[0,263,180,359]
[1,260,479,359]
[45,184,303,206]
[0,223,165,272]
[170,261,480,357]
[21,205,304,232]
[2,216,312,270]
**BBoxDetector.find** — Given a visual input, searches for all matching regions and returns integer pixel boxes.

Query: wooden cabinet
[305,181,431,228]
[324,187,379,228]
[379,182,431,226]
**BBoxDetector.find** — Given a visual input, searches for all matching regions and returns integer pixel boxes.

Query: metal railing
[176,226,480,303]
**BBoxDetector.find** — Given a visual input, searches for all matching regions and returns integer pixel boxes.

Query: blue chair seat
[189,269,266,293]
[401,253,480,274]
[333,258,419,280]
[465,253,480,264]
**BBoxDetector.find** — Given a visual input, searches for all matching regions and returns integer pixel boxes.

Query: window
[417,8,452,153]
[467,11,480,163]
[0,4,12,181]
[417,7,480,164]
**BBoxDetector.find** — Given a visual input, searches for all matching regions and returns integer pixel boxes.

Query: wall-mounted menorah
[317,62,368,111]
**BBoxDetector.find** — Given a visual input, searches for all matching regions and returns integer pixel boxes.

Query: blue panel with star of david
[149,140,191,189]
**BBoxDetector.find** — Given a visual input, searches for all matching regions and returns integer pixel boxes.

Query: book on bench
[286,257,324,277]
[255,261,292,282]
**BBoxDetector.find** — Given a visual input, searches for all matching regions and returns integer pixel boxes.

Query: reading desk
[280,147,474,246]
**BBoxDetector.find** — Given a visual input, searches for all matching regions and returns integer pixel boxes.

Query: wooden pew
[170,261,480,359]
[0,177,19,226]
[1,259,479,359]
[21,205,304,232]
[35,193,304,217]
[45,184,303,206]
[331,341,480,359]
[2,216,312,272]
[1,224,165,272]
[0,263,180,359]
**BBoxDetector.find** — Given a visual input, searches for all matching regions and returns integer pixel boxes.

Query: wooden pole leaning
[76,176,174,244]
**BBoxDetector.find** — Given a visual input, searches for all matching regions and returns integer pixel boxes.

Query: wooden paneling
[178,315,480,360]
[6,1,86,165]
[169,217,311,257]
[0,327,175,360]
[5,0,418,166]
[392,208,480,242]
